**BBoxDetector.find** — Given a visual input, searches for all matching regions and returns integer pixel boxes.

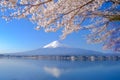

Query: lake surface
[0,58,120,80]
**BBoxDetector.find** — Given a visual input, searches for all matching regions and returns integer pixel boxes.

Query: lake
[0,58,120,80]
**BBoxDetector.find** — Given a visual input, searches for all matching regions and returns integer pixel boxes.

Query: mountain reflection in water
[0,58,120,80]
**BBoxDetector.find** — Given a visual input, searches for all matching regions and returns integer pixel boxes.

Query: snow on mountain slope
[43,41,68,48]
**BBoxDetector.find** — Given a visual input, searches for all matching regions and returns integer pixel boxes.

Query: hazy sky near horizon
[0,17,111,53]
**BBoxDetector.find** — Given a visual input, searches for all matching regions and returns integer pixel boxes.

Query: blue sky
[0,17,111,53]
[1,1,119,53]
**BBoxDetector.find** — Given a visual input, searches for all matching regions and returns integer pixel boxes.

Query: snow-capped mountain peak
[43,41,66,48]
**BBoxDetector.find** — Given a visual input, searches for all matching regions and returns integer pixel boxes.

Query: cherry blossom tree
[0,0,120,52]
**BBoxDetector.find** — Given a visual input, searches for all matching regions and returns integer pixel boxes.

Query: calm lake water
[0,58,120,80]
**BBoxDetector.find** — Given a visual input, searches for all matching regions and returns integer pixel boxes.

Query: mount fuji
[7,40,107,56]
[6,40,118,56]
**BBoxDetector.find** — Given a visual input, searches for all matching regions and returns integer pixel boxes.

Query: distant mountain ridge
[9,47,103,56]
[6,41,120,56]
